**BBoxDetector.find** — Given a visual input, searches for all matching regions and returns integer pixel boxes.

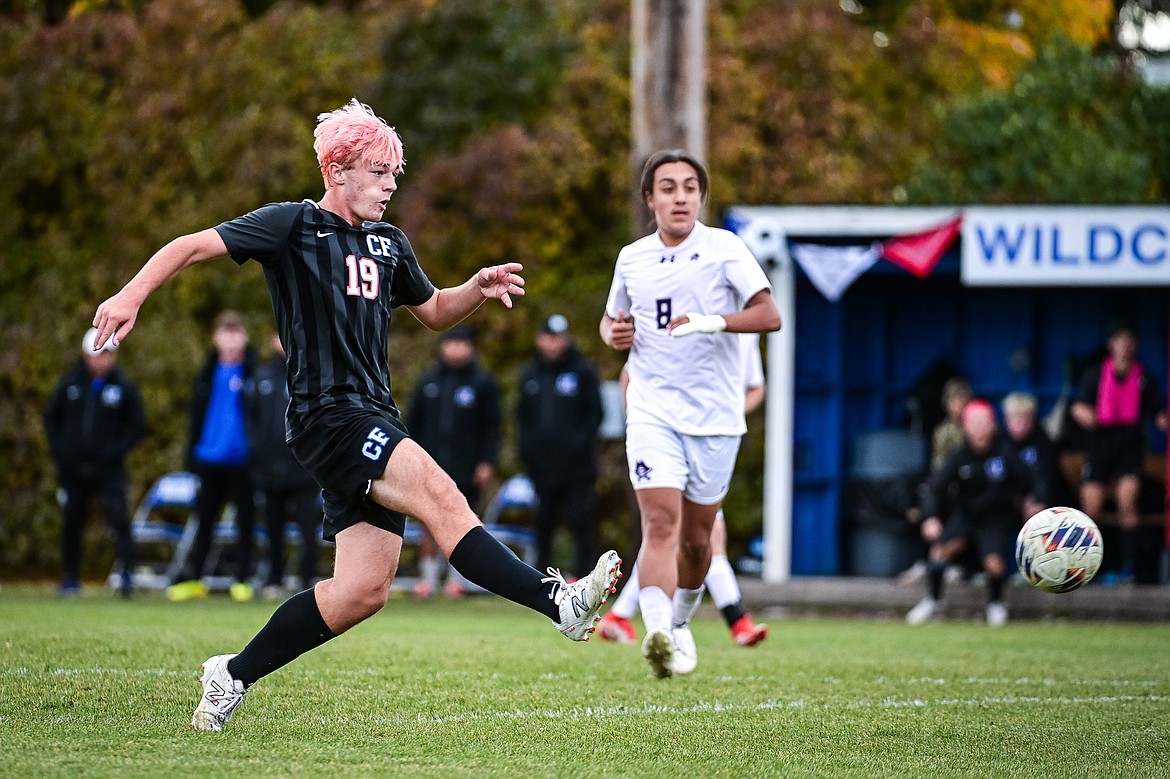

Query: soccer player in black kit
[906,399,1039,628]
[91,99,622,731]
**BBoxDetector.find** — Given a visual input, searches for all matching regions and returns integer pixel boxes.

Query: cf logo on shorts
[362,426,391,461]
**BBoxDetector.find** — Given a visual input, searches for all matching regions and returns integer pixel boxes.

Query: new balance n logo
[570,592,590,618]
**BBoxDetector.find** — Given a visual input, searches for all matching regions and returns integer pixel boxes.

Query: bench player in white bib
[599,150,780,678]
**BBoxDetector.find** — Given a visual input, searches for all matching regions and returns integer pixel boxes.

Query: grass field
[3,584,1169,778]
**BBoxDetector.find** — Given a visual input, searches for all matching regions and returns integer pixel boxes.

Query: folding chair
[481,474,539,566]
[107,471,198,591]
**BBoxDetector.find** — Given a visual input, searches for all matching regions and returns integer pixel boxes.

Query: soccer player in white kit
[599,333,772,648]
[599,149,780,678]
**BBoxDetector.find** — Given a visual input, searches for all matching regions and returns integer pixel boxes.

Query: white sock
[704,554,741,609]
[419,556,441,589]
[639,586,673,635]
[671,585,705,628]
[610,561,640,619]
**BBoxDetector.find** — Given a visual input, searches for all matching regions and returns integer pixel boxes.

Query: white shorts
[625,422,741,505]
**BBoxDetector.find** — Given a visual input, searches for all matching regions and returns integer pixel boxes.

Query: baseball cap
[81,327,118,354]
[541,314,570,335]
[441,325,477,344]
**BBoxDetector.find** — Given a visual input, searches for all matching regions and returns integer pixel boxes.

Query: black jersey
[923,435,1038,525]
[215,200,435,438]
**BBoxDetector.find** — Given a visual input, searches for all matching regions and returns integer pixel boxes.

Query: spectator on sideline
[406,325,501,597]
[906,399,1039,627]
[166,311,258,603]
[246,332,323,600]
[899,375,973,585]
[1070,321,1167,583]
[44,327,147,596]
[516,313,604,577]
[600,148,780,678]
[931,377,973,472]
[599,333,770,648]
[1002,391,1057,521]
[91,99,619,732]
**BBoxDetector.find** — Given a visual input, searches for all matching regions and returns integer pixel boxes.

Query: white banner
[961,206,1170,287]
[788,242,881,302]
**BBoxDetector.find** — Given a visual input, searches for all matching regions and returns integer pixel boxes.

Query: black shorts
[1083,427,1145,484]
[940,515,1016,560]
[288,405,410,541]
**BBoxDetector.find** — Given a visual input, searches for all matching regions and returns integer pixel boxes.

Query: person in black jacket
[517,314,603,576]
[45,328,148,596]
[247,332,323,600]
[167,311,259,603]
[406,325,501,597]
[906,399,1039,627]
[1002,391,1057,521]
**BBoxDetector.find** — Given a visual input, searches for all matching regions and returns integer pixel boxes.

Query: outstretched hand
[477,263,525,309]
[91,290,143,351]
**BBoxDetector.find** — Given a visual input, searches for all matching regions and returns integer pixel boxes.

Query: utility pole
[630,0,707,236]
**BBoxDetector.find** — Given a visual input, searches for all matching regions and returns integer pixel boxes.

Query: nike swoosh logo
[317,231,333,238]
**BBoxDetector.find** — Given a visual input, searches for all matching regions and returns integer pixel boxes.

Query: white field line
[4,668,1168,727]
[402,694,1170,725]
[4,667,1164,689]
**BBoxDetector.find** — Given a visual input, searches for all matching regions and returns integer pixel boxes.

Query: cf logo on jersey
[366,234,396,257]
[362,426,391,461]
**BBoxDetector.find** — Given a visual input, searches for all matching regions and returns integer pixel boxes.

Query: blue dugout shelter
[727,206,1170,581]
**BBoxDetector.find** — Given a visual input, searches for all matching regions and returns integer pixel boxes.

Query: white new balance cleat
[906,596,941,625]
[642,629,675,679]
[191,654,247,731]
[545,551,622,641]
[669,625,698,675]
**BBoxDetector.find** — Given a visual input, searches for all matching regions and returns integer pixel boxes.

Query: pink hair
[313,98,405,183]
[961,398,996,426]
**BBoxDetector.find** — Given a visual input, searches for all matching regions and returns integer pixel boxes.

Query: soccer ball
[1015,507,1103,593]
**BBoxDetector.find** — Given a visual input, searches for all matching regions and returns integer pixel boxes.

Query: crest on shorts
[634,460,652,481]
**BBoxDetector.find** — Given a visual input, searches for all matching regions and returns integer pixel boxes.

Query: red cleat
[597,611,638,645]
[730,615,769,646]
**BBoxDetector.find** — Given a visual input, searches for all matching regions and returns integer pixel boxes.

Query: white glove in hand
[670,313,727,337]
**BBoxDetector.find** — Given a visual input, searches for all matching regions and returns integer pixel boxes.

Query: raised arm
[92,229,229,350]
[408,263,525,332]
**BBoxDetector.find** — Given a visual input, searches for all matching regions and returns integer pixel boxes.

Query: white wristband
[670,313,727,337]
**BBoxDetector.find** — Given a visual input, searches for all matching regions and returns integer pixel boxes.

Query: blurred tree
[370,0,580,163]
[904,36,1168,203]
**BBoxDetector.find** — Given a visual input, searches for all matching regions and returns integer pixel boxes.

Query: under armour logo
[659,254,676,263]
[635,460,652,481]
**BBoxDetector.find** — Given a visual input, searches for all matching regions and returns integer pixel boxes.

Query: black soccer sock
[227,588,336,687]
[720,602,748,628]
[448,526,560,621]
[1121,528,1139,575]
[987,574,1004,603]
[927,561,948,601]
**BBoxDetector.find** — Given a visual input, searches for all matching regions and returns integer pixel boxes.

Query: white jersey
[605,221,770,436]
